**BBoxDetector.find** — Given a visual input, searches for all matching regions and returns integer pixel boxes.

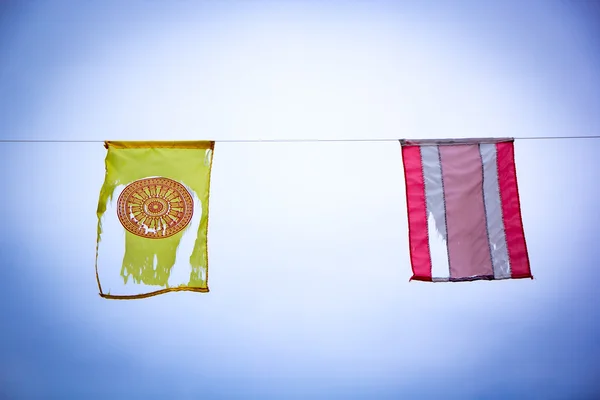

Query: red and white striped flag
[400,138,532,282]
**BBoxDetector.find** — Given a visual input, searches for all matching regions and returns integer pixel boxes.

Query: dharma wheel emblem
[117,177,194,239]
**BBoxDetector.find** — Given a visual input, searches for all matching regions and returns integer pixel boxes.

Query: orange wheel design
[117,177,194,239]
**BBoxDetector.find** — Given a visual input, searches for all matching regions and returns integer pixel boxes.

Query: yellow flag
[95,141,215,299]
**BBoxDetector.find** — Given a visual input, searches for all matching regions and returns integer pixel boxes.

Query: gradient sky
[1,1,599,398]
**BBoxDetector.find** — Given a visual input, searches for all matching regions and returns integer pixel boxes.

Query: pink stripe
[402,145,432,281]
[439,145,494,279]
[496,142,532,279]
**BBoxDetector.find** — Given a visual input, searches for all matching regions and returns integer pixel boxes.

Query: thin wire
[0,135,599,143]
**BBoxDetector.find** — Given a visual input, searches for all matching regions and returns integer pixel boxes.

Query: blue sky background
[1,0,599,398]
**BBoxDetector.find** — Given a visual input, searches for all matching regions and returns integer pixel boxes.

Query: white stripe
[479,144,512,279]
[420,145,450,279]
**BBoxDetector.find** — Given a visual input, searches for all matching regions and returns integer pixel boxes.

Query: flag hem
[99,286,210,300]
[410,274,533,282]
[105,141,215,149]
[401,138,514,146]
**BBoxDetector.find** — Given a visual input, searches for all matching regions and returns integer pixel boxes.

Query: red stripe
[401,145,432,281]
[496,142,532,279]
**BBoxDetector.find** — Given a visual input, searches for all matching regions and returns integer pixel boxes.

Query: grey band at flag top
[400,138,515,146]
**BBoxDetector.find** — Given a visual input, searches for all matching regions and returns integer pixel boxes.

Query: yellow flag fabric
[95,141,215,299]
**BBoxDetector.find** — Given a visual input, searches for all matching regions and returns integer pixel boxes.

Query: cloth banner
[400,138,532,282]
[95,141,214,299]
